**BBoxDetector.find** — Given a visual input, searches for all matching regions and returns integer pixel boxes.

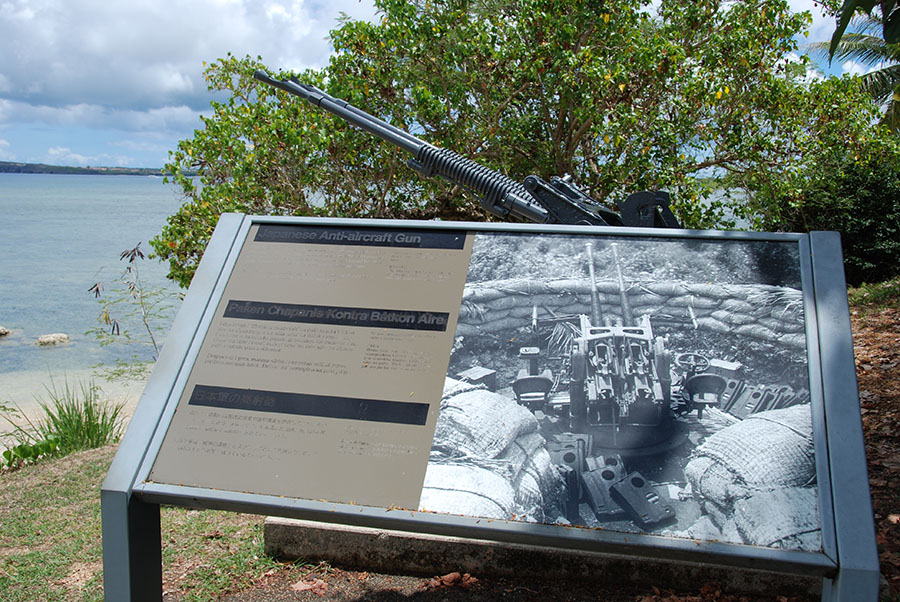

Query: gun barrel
[254,70,549,224]
[585,242,603,326]
[254,70,424,156]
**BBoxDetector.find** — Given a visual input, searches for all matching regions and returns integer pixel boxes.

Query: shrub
[1,379,124,469]
[763,134,900,287]
[33,379,125,454]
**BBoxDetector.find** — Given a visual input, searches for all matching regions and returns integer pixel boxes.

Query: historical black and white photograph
[418,232,821,552]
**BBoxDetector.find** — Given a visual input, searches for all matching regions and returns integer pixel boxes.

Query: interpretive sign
[149,223,472,508]
[102,215,879,601]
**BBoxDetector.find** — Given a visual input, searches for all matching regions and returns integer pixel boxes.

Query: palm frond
[862,63,900,102]
[827,34,892,65]
[879,88,900,131]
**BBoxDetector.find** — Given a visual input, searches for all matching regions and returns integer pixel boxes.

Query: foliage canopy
[155,0,886,288]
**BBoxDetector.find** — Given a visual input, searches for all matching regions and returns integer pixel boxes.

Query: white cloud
[842,59,868,76]
[782,51,825,83]
[0,97,205,134]
[0,138,12,160]
[45,146,134,167]
[0,0,379,110]
[0,0,379,166]
[47,146,92,165]
[789,0,834,44]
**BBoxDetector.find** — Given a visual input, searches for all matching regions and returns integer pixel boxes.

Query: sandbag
[418,463,517,519]
[735,323,779,342]
[485,295,521,311]
[498,432,559,503]
[682,283,741,299]
[779,333,807,349]
[684,405,815,508]
[719,298,755,314]
[628,293,665,308]
[644,282,689,297]
[432,385,538,459]
[769,305,804,322]
[710,310,756,326]
[733,487,820,551]
[666,294,720,309]
[695,316,731,334]
[426,380,561,521]
[760,317,804,334]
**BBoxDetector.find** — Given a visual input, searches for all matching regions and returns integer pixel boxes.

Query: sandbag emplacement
[455,279,807,349]
[432,384,538,459]
[683,404,815,508]
[734,487,821,551]
[418,463,517,519]
[423,378,563,522]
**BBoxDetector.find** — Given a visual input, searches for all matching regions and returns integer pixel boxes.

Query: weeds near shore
[1,378,123,470]
[87,242,179,382]
[34,379,124,454]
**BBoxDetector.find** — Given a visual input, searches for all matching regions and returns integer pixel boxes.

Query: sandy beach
[0,367,148,436]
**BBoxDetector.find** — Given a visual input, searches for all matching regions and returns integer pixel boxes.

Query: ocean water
[0,174,185,409]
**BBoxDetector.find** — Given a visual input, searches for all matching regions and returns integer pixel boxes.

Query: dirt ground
[213,568,812,602]
[211,308,900,601]
[852,306,900,598]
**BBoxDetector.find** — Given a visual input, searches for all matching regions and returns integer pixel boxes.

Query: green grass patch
[0,446,114,601]
[847,276,900,310]
[0,445,288,601]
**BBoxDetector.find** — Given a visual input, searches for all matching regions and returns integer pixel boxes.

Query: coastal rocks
[36,333,69,346]
[0,325,9,337]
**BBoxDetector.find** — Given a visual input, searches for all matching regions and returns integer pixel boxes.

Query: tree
[817,11,900,131]
[154,0,881,287]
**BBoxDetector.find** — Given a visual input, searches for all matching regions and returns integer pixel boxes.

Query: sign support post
[811,231,880,600]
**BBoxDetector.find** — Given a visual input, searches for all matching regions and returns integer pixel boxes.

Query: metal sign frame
[101,214,879,601]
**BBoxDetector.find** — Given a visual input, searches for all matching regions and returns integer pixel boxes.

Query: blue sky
[0,0,859,169]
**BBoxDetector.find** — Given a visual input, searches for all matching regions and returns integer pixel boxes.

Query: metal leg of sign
[101,489,162,602]
[810,232,881,602]
[822,568,882,602]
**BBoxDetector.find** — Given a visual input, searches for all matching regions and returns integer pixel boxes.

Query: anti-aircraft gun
[253,70,680,229]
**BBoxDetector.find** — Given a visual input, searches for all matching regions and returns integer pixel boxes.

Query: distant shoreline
[0,161,163,176]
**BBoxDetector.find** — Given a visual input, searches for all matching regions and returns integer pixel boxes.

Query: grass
[0,446,115,601]
[33,379,124,454]
[0,445,292,601]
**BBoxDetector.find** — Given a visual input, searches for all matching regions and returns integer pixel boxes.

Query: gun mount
[508,242,730,527]
[253,70,680,229]
[514,242,706,454]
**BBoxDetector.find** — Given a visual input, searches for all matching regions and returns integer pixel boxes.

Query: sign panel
[105,217,880,601]
[149,221,822,553]
[149,223,473,508]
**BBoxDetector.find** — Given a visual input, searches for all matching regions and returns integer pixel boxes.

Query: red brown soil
[853,306,900,598]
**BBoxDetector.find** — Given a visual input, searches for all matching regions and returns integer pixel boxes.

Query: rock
[36,333,69,346]
[0,325,9,337]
